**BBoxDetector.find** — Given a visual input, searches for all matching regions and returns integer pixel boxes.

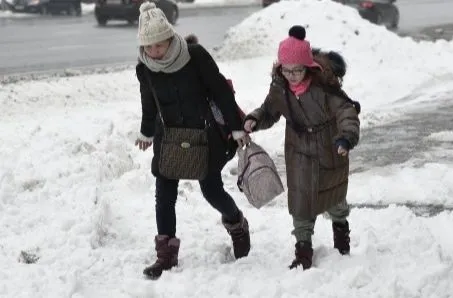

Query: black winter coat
[136,44,242,177]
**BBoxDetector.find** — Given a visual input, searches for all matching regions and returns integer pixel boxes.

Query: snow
[81,3,95,15]
[427,131,453,143]
[214,0,453,128]
[1,0,453,297]
[0,9,30,18]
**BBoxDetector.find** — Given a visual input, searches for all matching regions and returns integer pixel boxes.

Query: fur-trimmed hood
[272,49,346,81]
[272,49,360,114]
[312,48,346,79]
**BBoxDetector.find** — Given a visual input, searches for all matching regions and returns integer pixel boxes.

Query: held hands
[232,131,251,148]
[243,119,256,133]
[135,133,153,151]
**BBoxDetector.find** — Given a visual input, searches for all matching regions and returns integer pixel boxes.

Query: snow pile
[1,69,453,297]
[0,9,30,18]
[215,0,453,120]
[82,3,95,15]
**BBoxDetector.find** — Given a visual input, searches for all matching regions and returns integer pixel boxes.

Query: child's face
[281,64,307,86]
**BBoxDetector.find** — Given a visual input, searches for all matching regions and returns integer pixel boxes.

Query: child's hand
[244,119,256,133]
[335,139,350,157]
[337,146,348,156]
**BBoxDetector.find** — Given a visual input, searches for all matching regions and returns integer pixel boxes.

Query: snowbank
[215,0,453,126]
[1,68,453,297]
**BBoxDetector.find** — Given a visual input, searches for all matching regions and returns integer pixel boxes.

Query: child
[243,26,360,270]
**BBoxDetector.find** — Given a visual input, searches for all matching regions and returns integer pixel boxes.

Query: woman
[243,26,360,270]
[134,2,251,279]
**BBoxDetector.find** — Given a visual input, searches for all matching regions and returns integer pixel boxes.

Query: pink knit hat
[278,26,322,69]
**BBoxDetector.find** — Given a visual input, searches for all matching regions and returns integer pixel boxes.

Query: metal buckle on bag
[181,142,191,149]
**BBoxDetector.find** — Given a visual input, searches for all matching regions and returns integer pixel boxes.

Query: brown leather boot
[143,235,180,279]
[333,220,350,255]
[289,241,313,270]
[222,211,250,259]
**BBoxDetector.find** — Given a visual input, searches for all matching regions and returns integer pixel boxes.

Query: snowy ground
[1,0,453,297]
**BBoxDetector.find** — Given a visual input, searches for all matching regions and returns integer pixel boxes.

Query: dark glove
[335,139,350,156]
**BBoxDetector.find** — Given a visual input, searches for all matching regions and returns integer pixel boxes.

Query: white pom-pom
[140,1,156,13]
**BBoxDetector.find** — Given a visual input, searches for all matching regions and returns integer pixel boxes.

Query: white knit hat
[138,2,175,46]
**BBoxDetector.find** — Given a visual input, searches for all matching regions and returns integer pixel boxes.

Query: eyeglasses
[281,67,306,76]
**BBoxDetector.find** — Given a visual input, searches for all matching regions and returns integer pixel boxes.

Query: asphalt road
[397,0,453,31]
[0,5,260,76]
[0,0,452,76]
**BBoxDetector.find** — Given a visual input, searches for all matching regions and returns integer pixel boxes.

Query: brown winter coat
[246,58,360,219]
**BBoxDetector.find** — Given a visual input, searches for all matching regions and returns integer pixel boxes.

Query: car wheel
[374,13,383,25]
[68,4,78,16]
[390,9,399,29]
[40,4,48,15]
[76,3,82,16]
[96,16,108,26]
[168,6,178,25]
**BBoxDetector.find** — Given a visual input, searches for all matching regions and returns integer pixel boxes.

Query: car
[7,0,82,15]
[261,0,277,7]
[94,0,178,26]
[335,0,399,28]
[261,0,399,29]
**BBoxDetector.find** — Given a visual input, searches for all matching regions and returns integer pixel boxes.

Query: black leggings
[155,172,241,237]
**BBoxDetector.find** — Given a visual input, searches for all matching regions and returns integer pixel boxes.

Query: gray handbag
[237,141,284,208]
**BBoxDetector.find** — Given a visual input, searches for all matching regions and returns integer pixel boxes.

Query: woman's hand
[135,133,153,151]
[232,131,251,148]
[135,139,153,151]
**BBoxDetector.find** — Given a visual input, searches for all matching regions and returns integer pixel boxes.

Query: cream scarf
[138,34,190,73]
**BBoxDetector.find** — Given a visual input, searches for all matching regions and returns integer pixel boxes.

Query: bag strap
[188,46,211,103]
[283,90,334,134]
[142,61,214,129]
[187,46,227,134]
[283,90,308,133]
[143,69,167,128]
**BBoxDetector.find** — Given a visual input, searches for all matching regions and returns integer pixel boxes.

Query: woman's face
[281,64,307,86]
[144,39,172,60]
